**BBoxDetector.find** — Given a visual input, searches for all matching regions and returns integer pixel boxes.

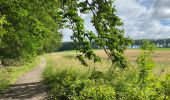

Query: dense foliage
[0,0,62,65]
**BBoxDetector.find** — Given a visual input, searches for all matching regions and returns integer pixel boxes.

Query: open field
[96,49,170,75]
[95,49,170,62]
[118,47,170,50]
[57,49,170,66]
[59,49,170,62]
[56,49,170,75]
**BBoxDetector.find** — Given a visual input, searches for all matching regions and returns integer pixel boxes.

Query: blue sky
[62,0,170,42]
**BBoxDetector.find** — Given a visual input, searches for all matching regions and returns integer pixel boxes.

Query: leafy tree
[0,0,62,65]
[61,0,132,68]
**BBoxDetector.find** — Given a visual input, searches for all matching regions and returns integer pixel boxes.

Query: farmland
[96,49,170,75]
[56,49,170,67]
[53,49,170,75]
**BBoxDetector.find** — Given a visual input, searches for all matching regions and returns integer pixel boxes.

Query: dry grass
[47,53,112,72]
[95,50,170,75]
[95,50,170,62]
[51,49,170,76]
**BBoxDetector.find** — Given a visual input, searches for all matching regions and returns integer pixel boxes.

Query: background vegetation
[43,44,170,99]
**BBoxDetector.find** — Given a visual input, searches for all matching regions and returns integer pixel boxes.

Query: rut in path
[0,58,48,100]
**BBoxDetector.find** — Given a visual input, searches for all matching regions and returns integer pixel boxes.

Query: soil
[0,58,48,100]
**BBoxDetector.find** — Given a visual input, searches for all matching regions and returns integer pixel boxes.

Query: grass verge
[0,56,41,92]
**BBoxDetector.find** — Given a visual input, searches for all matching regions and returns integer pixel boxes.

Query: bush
[78,85,115,100]
[44,67,116,100]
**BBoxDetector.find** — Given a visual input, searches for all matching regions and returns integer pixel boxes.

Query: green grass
[155,48,170,51]
[57,48,170,53]
[131,47,170,51]
[0,56,41,92]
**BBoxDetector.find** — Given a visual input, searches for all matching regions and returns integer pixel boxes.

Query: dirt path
[0,58,48,100]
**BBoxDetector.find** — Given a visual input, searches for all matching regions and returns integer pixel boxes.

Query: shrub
[44,67,116,100]
[78,85,115,100]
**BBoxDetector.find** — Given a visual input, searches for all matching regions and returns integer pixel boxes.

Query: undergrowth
[43,42,170,100]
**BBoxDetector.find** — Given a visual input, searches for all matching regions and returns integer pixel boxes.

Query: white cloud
[115,0,170,39]
[62,0,170,41]
[151,0,170,19]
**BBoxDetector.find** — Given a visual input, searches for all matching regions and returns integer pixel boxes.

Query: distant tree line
[59,38,170,51]
[131,38,170,48]
[58,42,99,51]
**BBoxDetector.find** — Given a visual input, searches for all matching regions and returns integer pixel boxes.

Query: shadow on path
[0,81,48,100]
[0,58,48,100]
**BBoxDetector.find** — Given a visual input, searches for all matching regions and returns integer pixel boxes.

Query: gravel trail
[0,58,47,100]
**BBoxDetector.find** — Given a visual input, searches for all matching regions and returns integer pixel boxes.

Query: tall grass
[43,53,170,100]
